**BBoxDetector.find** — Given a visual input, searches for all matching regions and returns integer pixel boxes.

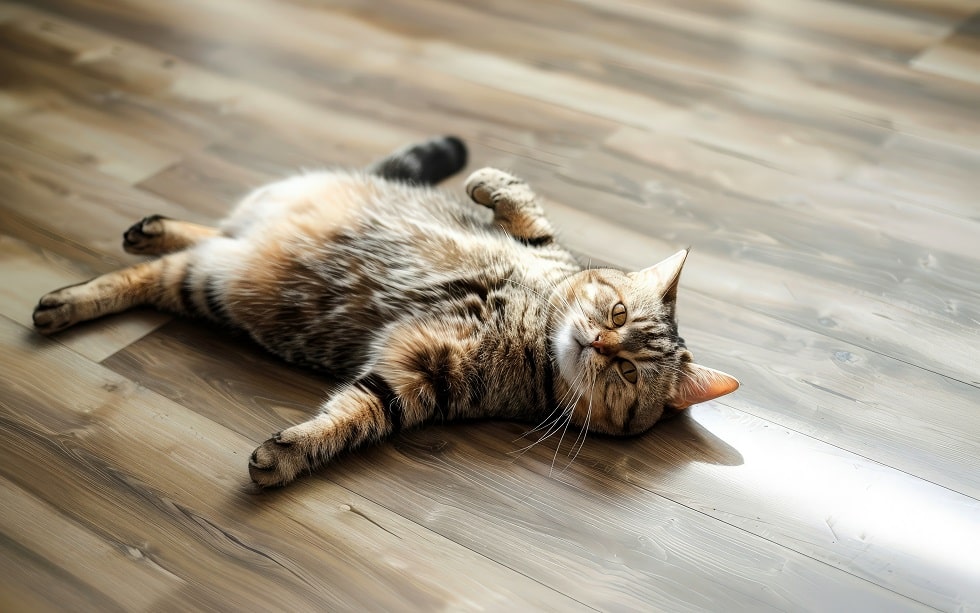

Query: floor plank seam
[737,302,980,390]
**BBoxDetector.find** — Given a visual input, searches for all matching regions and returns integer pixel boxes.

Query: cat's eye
[618,360,638,384]
[611,302,627,327]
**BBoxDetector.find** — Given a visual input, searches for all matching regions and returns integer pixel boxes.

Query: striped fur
[32,136,738,487]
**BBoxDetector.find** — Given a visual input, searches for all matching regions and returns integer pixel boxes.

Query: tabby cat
[33,136,738,487]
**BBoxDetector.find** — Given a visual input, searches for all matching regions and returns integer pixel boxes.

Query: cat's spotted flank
[32,136,739,487]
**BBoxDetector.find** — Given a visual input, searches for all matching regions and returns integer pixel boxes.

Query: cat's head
[549,250,738,435]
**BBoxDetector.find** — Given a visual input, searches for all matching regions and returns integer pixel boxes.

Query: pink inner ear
[671,364,740,409]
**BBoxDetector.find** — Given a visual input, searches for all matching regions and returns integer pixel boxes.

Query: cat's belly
[207,172,572,374]
[221,172,380,240]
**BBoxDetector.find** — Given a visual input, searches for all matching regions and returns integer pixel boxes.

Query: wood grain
[104,317,978,611]
[1,0,979,610]
[0,232,170,362]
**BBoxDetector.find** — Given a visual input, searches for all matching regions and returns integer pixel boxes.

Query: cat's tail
[367,135,468,185]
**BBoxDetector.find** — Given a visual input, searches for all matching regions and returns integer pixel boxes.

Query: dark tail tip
[368,135,469,185]
[441,135,468,172]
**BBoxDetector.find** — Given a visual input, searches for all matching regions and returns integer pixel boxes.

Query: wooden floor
[1,0,979,610]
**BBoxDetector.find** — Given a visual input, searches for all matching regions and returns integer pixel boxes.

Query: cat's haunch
[32,136,738,488]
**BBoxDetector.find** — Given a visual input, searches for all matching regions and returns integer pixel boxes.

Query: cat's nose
[591,334,619,357]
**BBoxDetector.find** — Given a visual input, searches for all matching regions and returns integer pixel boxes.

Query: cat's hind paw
[248,430,310,487]
[123,215,168,255]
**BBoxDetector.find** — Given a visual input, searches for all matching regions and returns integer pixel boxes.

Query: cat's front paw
[464,168,524,208]
[123,215,167,255]
[248,430,311,487]
[32,284,87,334]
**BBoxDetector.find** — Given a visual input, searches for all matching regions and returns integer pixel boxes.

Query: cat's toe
[248,433,305,487]
[123,215,167,254]
[464,168,522,208]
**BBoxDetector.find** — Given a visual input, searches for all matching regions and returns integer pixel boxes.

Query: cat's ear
[631,249,688,303]
[668,363,739,410]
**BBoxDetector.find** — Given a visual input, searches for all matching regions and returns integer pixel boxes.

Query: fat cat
[32,136,738,487]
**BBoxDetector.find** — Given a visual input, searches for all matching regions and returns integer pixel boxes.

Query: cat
[32,136,739,487]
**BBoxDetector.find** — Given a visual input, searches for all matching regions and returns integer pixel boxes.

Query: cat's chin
[551,321,593,389]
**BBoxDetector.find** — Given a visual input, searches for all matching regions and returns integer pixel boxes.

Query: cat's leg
[464,168,556,246]
[249,318,480,486]
[33,249,218,334]
[367,135,468,185]
[123,215,220,256]
[248,375,403,487]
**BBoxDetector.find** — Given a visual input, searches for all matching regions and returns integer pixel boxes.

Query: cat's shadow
[342,408,744,497]
[640,410,744,467]
[466,411,745,500]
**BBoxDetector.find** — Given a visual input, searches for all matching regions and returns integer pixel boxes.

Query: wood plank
[354,418,978,611]
[680,293,980,497]
[17,3,969,503]
[0,315,591,610]
[136,148,273,218]
[417,40,980,150]
[0,138,211,254]
[0,533,123,613]
[0,232,170,362]
[0,22,221,153]
[36,0,969,384]
[0,109,179,185]
[506,404,980,610]
[845,132,980,218]
[0,475,192,611]
[0,0,932,178]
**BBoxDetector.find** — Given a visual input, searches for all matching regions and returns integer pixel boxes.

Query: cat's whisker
[510,372,587,460]
[508,410,574,458]
[548,408,578,477]
[560,372,596,477]
[513,410,568,447]
[516,407,569,442]
[548,374,590,476]
[514,363,586,442]
[513,388,582,452]
[513,388,572,442]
